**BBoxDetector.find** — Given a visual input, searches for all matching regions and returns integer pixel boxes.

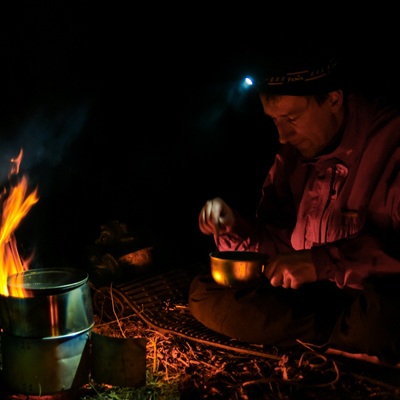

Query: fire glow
[0,150,39,297]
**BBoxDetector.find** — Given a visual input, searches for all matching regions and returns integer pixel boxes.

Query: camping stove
[0,268,94,395]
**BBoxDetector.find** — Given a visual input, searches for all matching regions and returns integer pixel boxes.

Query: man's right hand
[198,197,236,237]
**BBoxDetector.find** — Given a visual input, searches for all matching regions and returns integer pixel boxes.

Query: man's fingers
[199,203,219,236]
[269,276,281,287]
[264,260,277,280]
[282,275,291,289]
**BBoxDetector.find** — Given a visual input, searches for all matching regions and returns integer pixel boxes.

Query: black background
[0,4,399,270]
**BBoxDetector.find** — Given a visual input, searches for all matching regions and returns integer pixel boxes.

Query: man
[189,53,400,367]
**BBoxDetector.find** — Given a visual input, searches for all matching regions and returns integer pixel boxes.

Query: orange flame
[0,150,39,297]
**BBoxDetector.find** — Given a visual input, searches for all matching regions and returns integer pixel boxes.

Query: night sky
[0,4,399,270]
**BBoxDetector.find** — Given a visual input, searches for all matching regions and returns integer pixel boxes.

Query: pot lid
[7,268,88,291]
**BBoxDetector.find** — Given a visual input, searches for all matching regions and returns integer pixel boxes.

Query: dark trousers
[188,274,400,365]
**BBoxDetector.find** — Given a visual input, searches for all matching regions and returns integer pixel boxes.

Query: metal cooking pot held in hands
[210,251,268,288]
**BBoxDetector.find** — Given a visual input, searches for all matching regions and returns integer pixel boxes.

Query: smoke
[0,99,92,189]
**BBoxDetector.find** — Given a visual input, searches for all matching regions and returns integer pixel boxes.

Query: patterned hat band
[265,58,338,85]
[255,56,343,96]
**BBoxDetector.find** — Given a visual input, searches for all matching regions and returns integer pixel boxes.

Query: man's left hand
[264,250,317,289]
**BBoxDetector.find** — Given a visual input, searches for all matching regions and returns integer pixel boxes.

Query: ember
[0,149,39,297]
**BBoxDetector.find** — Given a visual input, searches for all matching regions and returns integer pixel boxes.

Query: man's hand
[264,250,317,289]
[198,197,235,237]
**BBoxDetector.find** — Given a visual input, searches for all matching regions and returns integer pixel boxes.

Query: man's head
[259,91,344,158]
[252,54,346,158]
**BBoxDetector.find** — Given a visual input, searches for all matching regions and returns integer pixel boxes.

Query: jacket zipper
[319,165,337,243]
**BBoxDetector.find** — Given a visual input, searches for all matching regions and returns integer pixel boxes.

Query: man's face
[259,92,343,158]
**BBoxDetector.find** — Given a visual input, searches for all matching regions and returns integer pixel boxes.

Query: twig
[109,282,126,338]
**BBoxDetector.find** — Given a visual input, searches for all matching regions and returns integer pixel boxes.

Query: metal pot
[0,267,94,338]
[210,251,267,288]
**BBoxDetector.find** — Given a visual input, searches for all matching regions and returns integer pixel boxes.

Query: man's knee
[329,277,400,365]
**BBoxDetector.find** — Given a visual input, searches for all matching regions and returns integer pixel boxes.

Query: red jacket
[218,92,400,289]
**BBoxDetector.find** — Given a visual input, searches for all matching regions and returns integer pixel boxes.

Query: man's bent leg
[328,274,400,366]
[189,275,349,347]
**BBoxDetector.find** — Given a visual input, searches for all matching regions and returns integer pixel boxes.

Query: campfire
[0,149,39,298]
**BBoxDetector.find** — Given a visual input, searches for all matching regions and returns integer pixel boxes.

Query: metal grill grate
[113,264,282,360]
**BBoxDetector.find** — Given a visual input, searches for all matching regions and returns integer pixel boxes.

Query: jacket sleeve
[312,232,400,290]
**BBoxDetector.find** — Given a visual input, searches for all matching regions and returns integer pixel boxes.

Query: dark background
[0,4,399,271]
